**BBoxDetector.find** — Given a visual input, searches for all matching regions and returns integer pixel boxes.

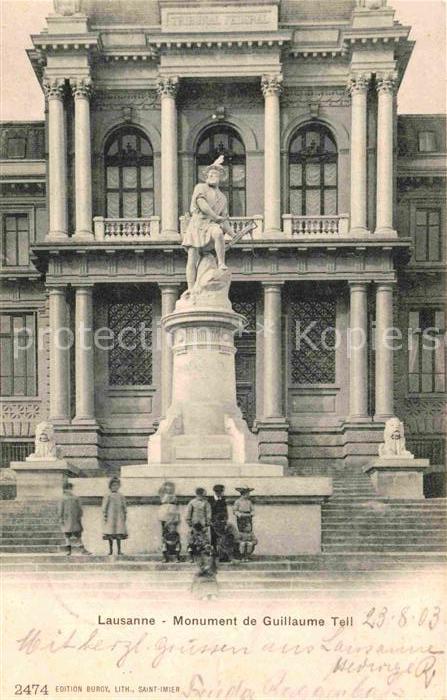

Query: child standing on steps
[102,476,128,557]
[59,482,88,555]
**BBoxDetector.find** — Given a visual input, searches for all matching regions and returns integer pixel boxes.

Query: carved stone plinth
[143,305,260,469]
[11,459,80,501]
[74,476,332,555]
[363,458,430,499]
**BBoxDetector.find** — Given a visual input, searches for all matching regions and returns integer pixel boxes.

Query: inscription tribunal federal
[161,5,278,33]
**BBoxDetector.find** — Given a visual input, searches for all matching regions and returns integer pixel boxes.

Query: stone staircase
[1,553,445,600]
[1,471,446,597]
[0,500,65,553]
[322,469,447,553]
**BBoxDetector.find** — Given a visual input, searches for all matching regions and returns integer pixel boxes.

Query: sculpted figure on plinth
[182,155,233,296]
[28,421,61,461]
[181,155,255,307]
[378,417,414,459]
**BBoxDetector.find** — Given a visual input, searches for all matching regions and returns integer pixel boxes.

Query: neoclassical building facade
[1,0,445,489]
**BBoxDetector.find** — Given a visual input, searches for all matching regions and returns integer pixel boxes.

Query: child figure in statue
[158,481,181,561]
[233,486,257,561]
[59,482,88,555]
[187,522,210,563]
[162,522,181,562]
[102,476,128,557]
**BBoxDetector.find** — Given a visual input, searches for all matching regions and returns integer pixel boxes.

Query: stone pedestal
[123,266,263,474]
[11,459,80,501]
[363,458,430,499]
[73,476,332,555]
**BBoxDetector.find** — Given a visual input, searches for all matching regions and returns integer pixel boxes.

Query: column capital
[348,281,369,291]
[347,72,371,95]
[74,284,94,293]
[47,284,68,294]
[376,71,398,95]
[157,76,179,98]
[159,282,180,291]
[262,282,284,291]
[261,73,283,98]
[70,77,93,99]
[375,281,396,291]
[43,77,65,100]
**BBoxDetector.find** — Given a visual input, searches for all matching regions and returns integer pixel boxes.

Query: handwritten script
[15,606,445,699]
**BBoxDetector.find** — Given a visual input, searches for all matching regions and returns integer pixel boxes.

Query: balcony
[282,214,350,238]
[91,214,354,243]
[93,216,160,241]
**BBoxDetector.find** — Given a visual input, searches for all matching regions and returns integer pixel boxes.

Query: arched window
[196,125,246,216]
[105,128,154,218]
[289,124,337,216]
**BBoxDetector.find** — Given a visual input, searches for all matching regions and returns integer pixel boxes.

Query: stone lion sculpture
[378,417,414,459]
[28,421,61,460]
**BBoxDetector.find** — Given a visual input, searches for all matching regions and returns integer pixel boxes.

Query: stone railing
[179,215,263,239]
[93,216,161,241]
[282,214,350,237]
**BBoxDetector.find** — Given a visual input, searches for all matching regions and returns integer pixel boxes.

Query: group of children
[159,482,258,564]
[59,477,258,564]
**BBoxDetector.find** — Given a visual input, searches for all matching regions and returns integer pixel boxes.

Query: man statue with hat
[182,155,235,295]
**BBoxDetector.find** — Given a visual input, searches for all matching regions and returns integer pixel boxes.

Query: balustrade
[93,216,160,240]
[282,214,350,237]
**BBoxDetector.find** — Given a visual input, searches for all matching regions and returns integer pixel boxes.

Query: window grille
[289,299,336,384]
[108,302,153,385]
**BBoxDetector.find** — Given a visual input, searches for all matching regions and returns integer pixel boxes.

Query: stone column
[375,283,394,420]
[263,283,283,418]
[261,74,282,235]
[348,73,370,234]
[375,72,396,234]
[73,286,95,424]
[44,79,68,239]
[349,282,369,421]
[157,76,179,237]
[159,283,179,417]
[71,78,93,239]
[48,287,71,423]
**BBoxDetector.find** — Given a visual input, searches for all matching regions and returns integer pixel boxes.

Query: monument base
[121,462,283,478]
[73,474,332,555]
[363,458,430,499]
[11,459,80,500]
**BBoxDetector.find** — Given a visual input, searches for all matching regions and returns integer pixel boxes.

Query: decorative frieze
[283,87,351,108]
[92,90,159,112]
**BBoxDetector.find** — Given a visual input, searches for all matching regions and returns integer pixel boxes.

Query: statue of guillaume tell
[182,155,255,298]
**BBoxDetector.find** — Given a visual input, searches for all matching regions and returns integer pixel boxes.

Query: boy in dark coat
[209,484,232,561]
[59,482,88,555]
